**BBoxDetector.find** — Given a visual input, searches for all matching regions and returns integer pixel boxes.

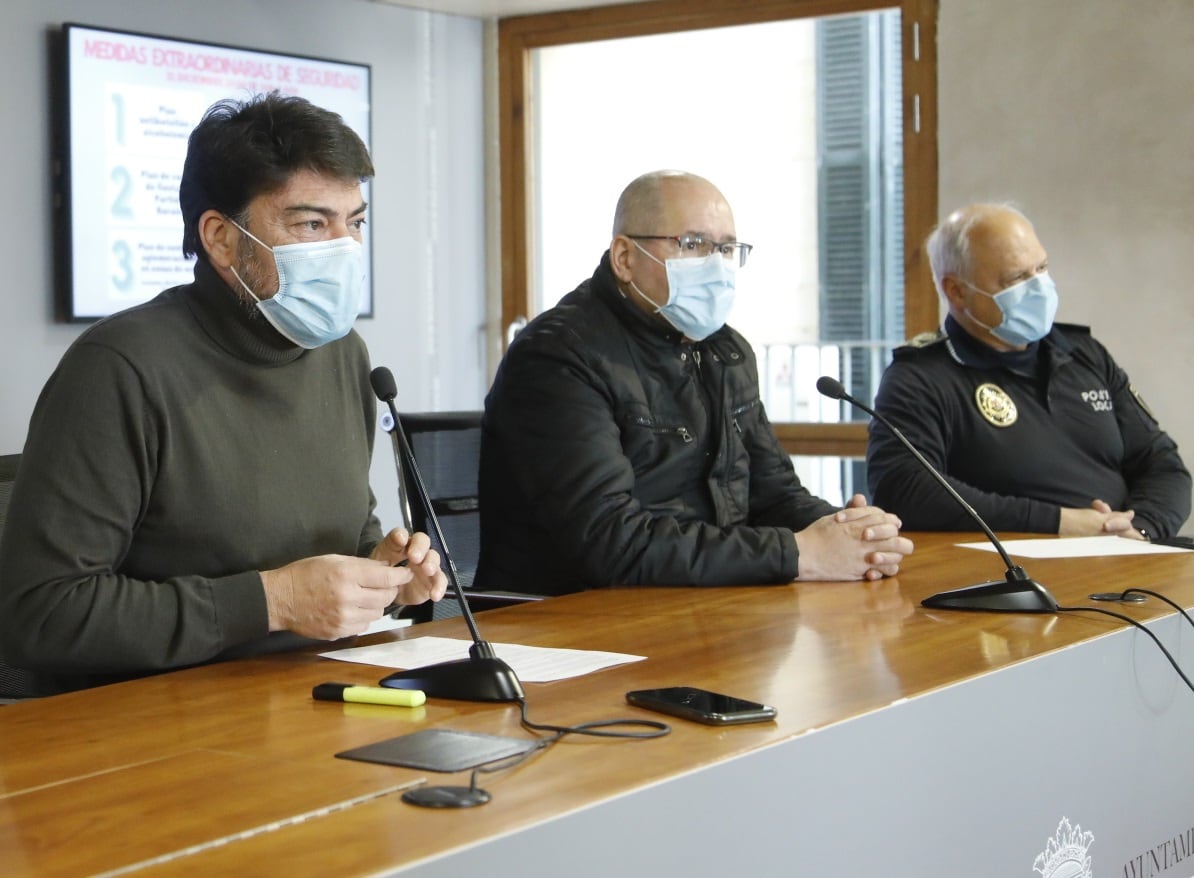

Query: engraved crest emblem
[975,382,1017,427]
[1033,817,1094,878]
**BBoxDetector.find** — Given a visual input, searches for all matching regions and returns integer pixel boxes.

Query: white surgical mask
[229,220,365,349]
[630,242,737,341]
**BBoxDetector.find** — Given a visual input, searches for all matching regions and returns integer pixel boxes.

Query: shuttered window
[498,0,940,479]
[816,10,904,414]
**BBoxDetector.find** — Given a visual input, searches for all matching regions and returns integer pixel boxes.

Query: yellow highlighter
[313,682,427,708]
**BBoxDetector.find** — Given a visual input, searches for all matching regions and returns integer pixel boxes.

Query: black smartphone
[626,686,777,726]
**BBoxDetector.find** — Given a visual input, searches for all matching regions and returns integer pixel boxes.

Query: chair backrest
[0,454,45,701]
[398,412,484,622]
[0,453,19,537]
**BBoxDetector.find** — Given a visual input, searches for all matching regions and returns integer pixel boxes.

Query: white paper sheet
[320,635,645,683]
[956,535,1191,559]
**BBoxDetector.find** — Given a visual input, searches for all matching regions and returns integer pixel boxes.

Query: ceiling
[367,0,638,19]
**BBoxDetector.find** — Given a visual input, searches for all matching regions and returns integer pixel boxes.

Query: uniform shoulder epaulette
[902,329,947,349]
[1130,384,1158,421]
[1052,321,1092,337]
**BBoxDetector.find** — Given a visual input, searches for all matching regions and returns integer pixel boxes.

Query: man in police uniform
[866,202,1190,539]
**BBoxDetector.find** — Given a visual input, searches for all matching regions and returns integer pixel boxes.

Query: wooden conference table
[2,532,1193,876]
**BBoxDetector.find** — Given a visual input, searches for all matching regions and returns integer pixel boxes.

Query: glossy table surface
[2,532,1191,876]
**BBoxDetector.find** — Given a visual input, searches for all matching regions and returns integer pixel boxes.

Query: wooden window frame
[498,0,938,459]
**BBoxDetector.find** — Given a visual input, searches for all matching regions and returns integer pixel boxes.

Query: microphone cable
[516,696,671,740]
[475,697,670,779]
[1121,588,1194,632]
[1054,601,1194,696]
[419,697,671,804]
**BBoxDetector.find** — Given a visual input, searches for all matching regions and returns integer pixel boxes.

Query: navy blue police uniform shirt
[866,315,1190,538]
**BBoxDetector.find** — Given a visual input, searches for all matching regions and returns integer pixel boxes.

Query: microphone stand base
[379,657,525,702]
[921,578,1060,613]
[402,785,491,809]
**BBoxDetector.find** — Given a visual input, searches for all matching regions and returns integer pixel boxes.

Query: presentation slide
[63,24,372,320]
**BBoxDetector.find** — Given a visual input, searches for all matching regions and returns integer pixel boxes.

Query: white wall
[937,0,1194,524]
[0,0,488,530]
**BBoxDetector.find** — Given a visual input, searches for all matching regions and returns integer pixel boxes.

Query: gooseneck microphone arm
[815,375,1059,612]
[816,376,1018,571]
[368,366,524,701]
[372,367,486,647]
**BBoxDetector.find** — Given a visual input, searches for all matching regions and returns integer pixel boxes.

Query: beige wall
[937,0,1194,526]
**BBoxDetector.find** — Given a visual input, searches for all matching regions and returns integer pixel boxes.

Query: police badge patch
[975,383,1017,427]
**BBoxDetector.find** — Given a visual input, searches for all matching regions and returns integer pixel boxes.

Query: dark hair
[179,91,374,262]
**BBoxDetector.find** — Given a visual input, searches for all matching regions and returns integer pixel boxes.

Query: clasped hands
[1059,499,1145,539]
[262,528,449,640]
[794,493,915,581]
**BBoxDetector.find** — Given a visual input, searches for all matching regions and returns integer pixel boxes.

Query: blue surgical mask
[963,270,1058,346]
[229,221,365,350]
[630,243,737,341]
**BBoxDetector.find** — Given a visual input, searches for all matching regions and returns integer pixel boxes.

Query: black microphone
[369,366,525,701]
[815,375,1058,612]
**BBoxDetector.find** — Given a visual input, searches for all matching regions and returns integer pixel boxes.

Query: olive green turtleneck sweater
[0,260,381,693]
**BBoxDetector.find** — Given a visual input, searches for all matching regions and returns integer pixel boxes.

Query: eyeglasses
[628,234,753,268]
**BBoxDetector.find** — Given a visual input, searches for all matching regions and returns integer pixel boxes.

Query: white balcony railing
[754,340,899,505]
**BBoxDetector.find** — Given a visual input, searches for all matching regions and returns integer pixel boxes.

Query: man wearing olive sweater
[0,93,445,695]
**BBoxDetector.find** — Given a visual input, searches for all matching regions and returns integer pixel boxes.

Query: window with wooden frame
[497,0,939,495]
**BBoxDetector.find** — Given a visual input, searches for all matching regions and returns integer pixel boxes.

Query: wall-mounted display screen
[58,23,372,321]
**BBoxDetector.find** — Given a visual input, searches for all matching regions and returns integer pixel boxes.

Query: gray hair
[926,202,1029,295]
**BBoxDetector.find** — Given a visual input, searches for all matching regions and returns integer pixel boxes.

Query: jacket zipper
[630,416,693,443]
[730,399,756,434]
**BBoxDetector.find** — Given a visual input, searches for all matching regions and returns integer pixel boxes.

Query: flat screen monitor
[57,22,373,322]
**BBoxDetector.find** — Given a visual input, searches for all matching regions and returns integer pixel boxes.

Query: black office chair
[395,412,543,623]
[0,454,18,530]
[0,454,46,702]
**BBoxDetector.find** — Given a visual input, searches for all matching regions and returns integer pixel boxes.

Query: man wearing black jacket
[867,202,1190,539]
[477,170,913,596]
